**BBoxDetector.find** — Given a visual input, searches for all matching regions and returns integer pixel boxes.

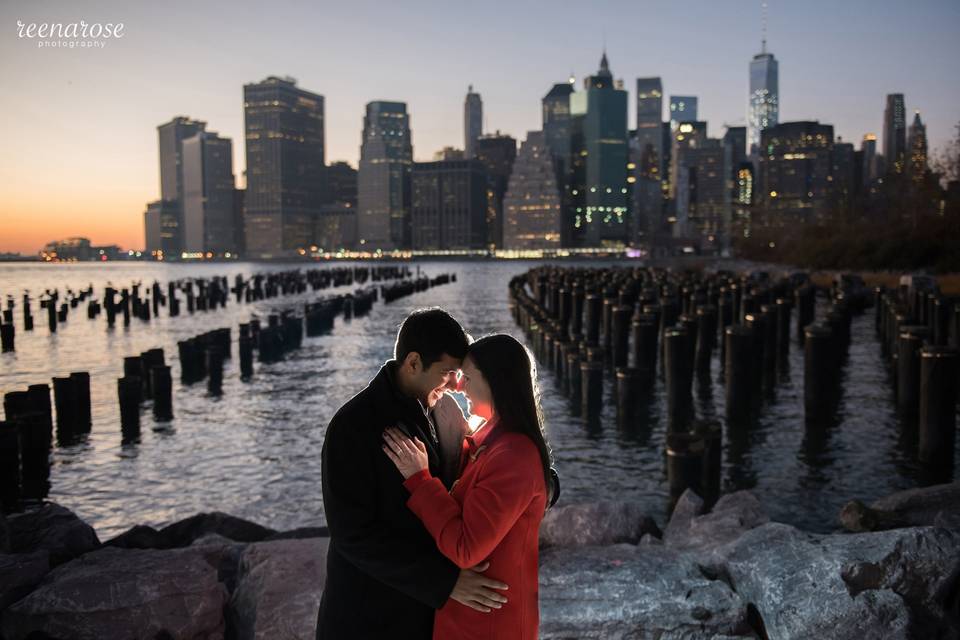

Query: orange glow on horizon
[0,193,145,255]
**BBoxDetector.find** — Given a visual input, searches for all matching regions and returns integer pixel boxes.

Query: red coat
[402,419,547,640]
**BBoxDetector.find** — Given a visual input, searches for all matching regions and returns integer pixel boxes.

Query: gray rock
[6,502,100,565]
[539,501,662,548]
[840,481,960,532]
[0,550,50,609]
[662,489,705,542]
[700,522,960,640]
[1,545,228,640]
[191,532,243,548]
[228,537,329,640]
[103,523,168,549]
[538,543,755,639]
[264,526,329,541]
[158,511,276,547]
[665,490,768,551]
[2,547,227,640]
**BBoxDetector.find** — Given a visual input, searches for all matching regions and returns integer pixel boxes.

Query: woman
[382,333,555,640]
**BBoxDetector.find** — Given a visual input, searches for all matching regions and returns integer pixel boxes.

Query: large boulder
[539,501,662,548]
[538,543,756,639]
[157,512,276,547]
[0,550,50,609]
[103,523,169,549]
[664,489,769,551]
[228,537,329,640]
[839,481,960,532]
[5,503,100,565]
[699,522,960,640]
[1,545,229,640]
[105,512,278,550]
[264,526,329,541]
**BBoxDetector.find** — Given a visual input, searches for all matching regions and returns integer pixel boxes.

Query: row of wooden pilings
[875,285,960,480]
[1,372,92,513]
[0,265,416,348]
[0,272,457,511]
[507,265,878,508]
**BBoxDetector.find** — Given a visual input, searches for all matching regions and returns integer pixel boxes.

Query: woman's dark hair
[395,308,469,369]
[465,334,554,500]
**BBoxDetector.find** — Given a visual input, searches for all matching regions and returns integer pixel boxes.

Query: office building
[243,76,326,258]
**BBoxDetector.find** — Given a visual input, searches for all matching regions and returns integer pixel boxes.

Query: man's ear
[402,351,421,373]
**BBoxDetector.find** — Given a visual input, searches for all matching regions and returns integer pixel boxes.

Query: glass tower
[884,94,907,175]
[243,76,325,259]
[358,101,413,251]
[182,131,237,255]
[464,86,483,159]
[748,43,779,158]
[569,53,629,247]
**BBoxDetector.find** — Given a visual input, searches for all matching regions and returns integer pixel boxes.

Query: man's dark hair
[394,308,469,369]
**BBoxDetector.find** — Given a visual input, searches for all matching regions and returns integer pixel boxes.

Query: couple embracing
[315,308,558,640]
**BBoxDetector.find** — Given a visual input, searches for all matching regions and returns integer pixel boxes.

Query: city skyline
[1,0,958,253]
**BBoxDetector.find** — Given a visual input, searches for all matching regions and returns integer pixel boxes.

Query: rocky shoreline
[1,482,958,640]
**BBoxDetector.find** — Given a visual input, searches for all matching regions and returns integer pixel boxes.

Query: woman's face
[459,356,494,421]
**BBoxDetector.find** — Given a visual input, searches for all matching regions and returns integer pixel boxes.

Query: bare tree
[932,120,960,186]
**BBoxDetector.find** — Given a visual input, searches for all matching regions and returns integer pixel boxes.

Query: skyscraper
[182,131,237,255]
[542,80,575,237]
[569,53,630,247]
[143,200,178,260]
[475,133,517,249]
[668,96,698,132]
[326,161,358,206]
[542,81,574,171]
[633,77,664,245]
[410,159,487,250]
[358,101,413,251]
[883,93,907,175]
[503,131,562,250]
[759,121,834,223]
[669,120,707,201]
[831,138,856,215]
[243,76,325,259]
[155,116,206,257]
[723,126,750,242]
[464,86,483,159]
[906,111,928,184]
[675,138,729,253]
[748,43,779,158]
[861,134,878,186]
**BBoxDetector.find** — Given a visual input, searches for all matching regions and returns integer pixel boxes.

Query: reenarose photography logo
[16,20,125,49]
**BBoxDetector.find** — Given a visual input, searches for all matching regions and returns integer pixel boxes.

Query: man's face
[416,353,462,405]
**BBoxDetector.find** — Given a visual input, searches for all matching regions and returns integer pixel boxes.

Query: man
[316,308,509,639]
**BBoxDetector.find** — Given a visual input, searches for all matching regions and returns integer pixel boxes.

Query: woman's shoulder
[485,428,540,461]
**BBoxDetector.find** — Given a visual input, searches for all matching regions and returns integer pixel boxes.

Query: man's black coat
[315,360,460,639]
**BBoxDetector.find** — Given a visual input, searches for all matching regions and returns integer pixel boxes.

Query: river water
[0,260,955,539]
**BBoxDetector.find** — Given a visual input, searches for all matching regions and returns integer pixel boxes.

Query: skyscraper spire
[761,1,768,54]
[598,51,611,77]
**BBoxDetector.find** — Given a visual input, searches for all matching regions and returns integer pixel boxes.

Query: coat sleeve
[322,413,459,608]
[402,436,542,569]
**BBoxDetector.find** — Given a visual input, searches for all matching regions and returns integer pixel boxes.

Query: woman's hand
[382,427,429,480]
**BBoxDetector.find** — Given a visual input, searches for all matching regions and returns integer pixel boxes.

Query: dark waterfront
[0,260,955,539]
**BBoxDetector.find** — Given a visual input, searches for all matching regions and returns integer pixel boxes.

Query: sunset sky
[1,0,958,254]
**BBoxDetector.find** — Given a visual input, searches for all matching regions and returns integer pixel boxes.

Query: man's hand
[449,561,508,613]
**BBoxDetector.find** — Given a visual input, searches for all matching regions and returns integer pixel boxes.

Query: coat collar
[464,417,502,461]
